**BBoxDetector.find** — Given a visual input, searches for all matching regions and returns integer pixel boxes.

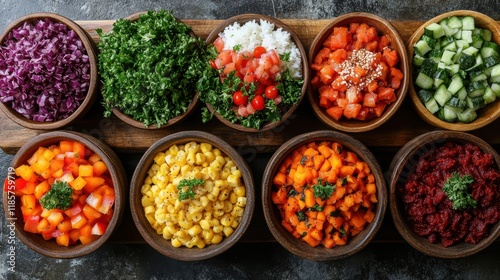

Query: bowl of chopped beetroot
[308,12,410,133]
[389,130,500,258]
[0,12,98,130]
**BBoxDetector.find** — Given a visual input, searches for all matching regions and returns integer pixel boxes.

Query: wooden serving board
[2,19,500,154]
[2,19,500,244]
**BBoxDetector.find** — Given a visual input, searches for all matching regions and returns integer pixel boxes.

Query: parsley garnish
[177,178,204,201]
[296,211,306,222]
[288,189,298,197]
[312,178,335,200]
[310,204,323,212]
[279,52,291,62]
[233,44,242,52]
[339,228,347,238]
[442,172,476,211]
[40,181,73,210]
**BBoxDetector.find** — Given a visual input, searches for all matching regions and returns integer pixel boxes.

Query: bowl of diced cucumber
[408,10,500,131]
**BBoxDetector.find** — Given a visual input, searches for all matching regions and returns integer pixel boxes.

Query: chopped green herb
[312,178,335,200]
[177,178,204,201]
[39,181,73,210]
[296,211,306,222]
[300,156,308,165]
[288,189,298,197]
[279,52,291,62]
[310,204,323,212]
[233,44,242,52]
[339,228,347,238]
[442,172,477,211]
[97,10,207,127]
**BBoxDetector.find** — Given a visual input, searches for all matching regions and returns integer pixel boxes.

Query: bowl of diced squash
[261,130,387,261]
[3,130,127,258]
[408,10,500,131]
[129,130,255,261]
[308,12,410,133]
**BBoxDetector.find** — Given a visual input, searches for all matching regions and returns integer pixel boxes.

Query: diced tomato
[24,215,40,233]
[383,48,399,67]
[319,65,335,84]
[65,203,82,218]
[363,92,378,107]
[314,48,331,64]
[377,86,396,103]
[97,195,115,214]
[373,103,387,117]
[91,222,108,236]
[83,204,102,222]
[86,192,103,210]
[346,86,362,104]
[326,106,344,121]
[213,37,224,53]
[70,214,87,229]
[343,104,362,119]
[329,49,348,63]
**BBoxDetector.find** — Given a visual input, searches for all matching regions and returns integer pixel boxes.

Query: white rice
[219,19,303,78]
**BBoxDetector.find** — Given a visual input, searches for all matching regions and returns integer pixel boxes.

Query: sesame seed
[337,48,382,90]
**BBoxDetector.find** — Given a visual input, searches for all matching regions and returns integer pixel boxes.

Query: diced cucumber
[458,53,476,70]
[457,86,468,100]
[457,108,477,123]
[471,73,488,82]
[413,54,425,66]
[491,83,500,97]
[414,40,432,56]
[443,41,457,51]
[455,39,470,49]
[467,80,487,97]
[461,30,473,43]
[418,89,434,103]
[447,16,463,29]
[461,16,475,30]
[480,41,500,58]
[415,72,434,89]
[424,22,446,39]
[472,34,484,49]
[483,55,500,68]
[446,97,466,109]
[420,58,438,76]
[483,86,496,104]
[425,97,440,114]
[445,64,460,75]
[422,35,437,48]
[428,49,443,58]
[442,106,458,122]
[434,84,452,106]
[481,29,492,41]
[447,75,463,94]
[440,50,456,65]
[466,96,485,109]
[490,64,500,83]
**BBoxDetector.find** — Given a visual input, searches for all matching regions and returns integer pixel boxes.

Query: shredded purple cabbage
[0,18,90,122]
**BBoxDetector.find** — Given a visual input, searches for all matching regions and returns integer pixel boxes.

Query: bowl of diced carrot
[262,130,387,261]
[308,12,410,133]
[3,130,127,258]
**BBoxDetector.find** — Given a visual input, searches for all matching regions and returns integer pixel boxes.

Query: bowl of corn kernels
[129,130,255,261]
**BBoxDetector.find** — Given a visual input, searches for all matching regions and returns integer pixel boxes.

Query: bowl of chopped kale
[97,10,204,129]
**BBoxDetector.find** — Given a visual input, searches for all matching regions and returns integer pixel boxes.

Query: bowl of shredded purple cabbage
[0,12,98,129]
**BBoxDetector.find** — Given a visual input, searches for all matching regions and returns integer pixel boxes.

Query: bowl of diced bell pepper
[3,130,127,258]
[308,12,410,132]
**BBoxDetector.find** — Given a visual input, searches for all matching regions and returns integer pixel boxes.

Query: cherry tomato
[253,46,267,58]
[251,95,266,111]
[232,91,248,106]
[255,84,266,95]
[209,59,217,69]
[265,85,279,99]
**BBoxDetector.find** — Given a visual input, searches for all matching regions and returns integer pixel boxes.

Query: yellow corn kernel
[221,215,233,227]
[211,233,223,244]
[223,201,233,213]
[234,186,246,197]
[200,143,212,153]
[188,225,202,236]
[223,226,234,237]
[144,205,156,215]
[236,197,247,207]
[171,238,182,248]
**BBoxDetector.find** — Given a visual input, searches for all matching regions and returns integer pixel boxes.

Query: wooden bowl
[262,130,387,261]
[407,10,500,131]
[0,12,98,130]
[204,13,309,132]
[308,12,410,133]
[389,130,500,258]
[129,130,255,261]
[3,130,127,258]
[101,11,200,130]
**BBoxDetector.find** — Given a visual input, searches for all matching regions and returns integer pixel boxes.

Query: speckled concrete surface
[1,1,500,279]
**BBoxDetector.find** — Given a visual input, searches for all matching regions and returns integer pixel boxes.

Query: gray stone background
[1,1,500,279]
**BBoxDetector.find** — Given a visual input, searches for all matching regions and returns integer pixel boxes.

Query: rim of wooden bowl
[0,12,98,130]
[389,130,500,258]
[204,13,310,132]
[407,10,500,131]
[3,130,127,258]
[261,130,387,261]
[129,130,255,261]
[104,11,200,130]
[307,12,410,133]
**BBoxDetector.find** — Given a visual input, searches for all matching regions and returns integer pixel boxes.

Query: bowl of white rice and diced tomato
[129,131,255,261]
[199,14,309,132]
